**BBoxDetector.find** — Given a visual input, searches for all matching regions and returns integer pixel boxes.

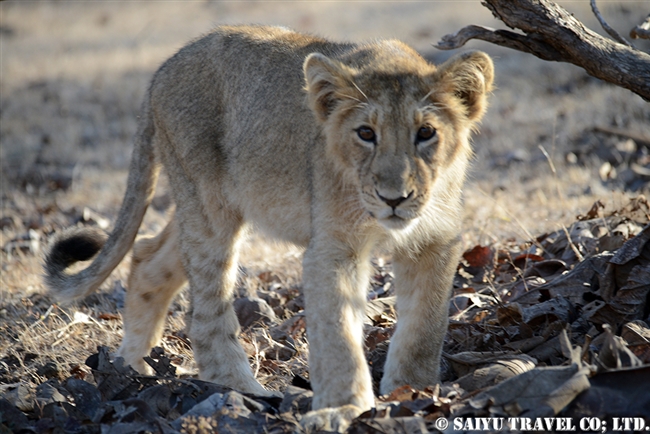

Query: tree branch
[589,0,632,47]
[435,0,650,101]
[630,14,650,40]
[437,25,565,61]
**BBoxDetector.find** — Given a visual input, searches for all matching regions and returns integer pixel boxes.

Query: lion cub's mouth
[375,205,419,231]
[362,190,420,230]
[380,214,413,230]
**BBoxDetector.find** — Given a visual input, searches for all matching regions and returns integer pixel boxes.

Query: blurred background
[1,0,649,280]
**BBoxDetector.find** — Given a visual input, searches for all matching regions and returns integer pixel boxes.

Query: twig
[251,337,262,379]
[504,252,531,295]
[593,125,650,148]
[590,0,633,47]
[435,25,564,61]
[630,14,650,40]
[16,305,55,342]
[26,304,54,330]
[538,144,566,210]
[484,274,505,307]
[560,224,585,262]
[165,333,192,348]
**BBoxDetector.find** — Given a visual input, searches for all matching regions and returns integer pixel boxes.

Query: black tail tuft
[44,227,108,280]
[51,229,106,264]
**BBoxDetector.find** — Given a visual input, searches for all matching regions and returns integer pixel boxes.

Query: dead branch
[435,0,650,101]
[592,126,650,148]
[589,0,632,47]
[630,14,650,40]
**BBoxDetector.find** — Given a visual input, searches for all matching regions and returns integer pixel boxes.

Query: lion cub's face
[304,46,494,230]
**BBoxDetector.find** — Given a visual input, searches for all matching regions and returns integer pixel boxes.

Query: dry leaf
[467,364,585,417]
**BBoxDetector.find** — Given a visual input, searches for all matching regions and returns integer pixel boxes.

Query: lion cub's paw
[300,404,362,433]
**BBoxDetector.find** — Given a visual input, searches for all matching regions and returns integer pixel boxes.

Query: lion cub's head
[304,42,493,231]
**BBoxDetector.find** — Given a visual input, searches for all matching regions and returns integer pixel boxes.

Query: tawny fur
[43,25,493,427]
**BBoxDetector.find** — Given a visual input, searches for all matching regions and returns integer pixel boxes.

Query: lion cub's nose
[377,191,413,209]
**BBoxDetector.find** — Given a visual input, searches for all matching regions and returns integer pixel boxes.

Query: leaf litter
[1,198,650,433]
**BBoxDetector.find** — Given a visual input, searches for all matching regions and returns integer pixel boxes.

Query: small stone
[234,297,277,329]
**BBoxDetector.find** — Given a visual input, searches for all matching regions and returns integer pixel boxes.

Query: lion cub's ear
[435,51,494,122]
[303,53,356,122]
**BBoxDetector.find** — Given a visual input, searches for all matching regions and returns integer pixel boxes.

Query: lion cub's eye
[416,125,436,142]
[357,126,376,143]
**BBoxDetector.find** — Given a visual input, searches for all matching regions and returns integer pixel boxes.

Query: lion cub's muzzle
[371,187,420,229]
[376,190,413,209]
[366,156,422,229]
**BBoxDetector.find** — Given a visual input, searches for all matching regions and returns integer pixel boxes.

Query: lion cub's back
[149,26,346,245]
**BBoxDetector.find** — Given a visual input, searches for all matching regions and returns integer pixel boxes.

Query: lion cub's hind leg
[174,202,272,396]
[118,217,187,373]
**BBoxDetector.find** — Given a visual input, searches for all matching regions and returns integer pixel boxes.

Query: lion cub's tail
[44,97,160,303]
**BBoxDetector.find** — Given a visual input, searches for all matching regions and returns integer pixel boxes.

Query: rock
[1,382,35,412]
[234,296,277,329]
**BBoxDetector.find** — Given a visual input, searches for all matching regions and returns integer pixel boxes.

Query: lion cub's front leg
[380,238,462,394]
[302,236,376,413]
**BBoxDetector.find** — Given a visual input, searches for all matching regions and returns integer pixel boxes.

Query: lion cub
[45,25,493,425]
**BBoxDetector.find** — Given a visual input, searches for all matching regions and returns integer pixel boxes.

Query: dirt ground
[1,1,649,431]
